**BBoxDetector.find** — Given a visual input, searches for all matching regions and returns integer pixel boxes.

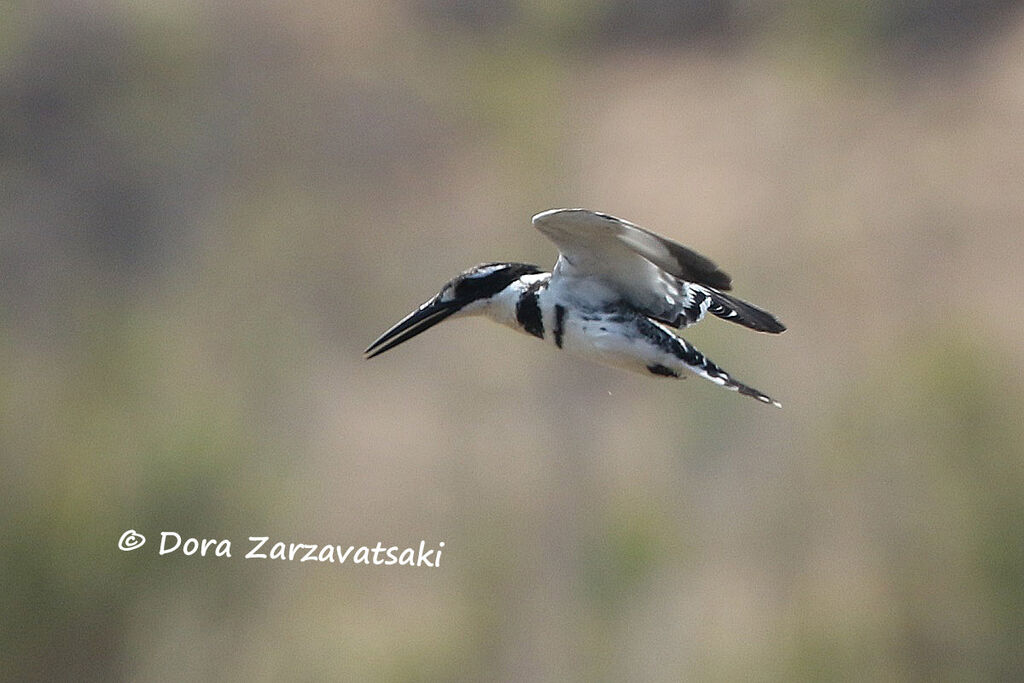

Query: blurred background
[3,0,1024,680]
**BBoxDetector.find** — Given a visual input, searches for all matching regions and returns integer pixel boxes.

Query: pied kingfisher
[365,209,786,406]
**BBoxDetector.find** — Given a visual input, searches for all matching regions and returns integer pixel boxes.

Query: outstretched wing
[700,286,786,333]
[530,209,724,324]
[534,207,729,283]
[532,208,784,333]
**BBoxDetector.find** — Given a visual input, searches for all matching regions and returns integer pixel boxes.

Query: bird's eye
[454,275,490,300]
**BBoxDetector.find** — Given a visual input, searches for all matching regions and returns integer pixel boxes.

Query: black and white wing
[532,208,785,333]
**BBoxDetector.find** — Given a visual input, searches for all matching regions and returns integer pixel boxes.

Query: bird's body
[366,209,786,406]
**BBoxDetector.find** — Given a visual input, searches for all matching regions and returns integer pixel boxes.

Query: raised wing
[534,208,730,287]
[533,208,785,333]
[533,208,732,324]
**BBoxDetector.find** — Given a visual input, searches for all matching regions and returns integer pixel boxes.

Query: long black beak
[364,297,460,359]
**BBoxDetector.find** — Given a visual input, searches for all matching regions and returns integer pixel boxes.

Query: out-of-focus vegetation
[3,1,1024,680]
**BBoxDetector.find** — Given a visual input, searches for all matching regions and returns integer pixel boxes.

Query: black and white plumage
[365,208,786,406]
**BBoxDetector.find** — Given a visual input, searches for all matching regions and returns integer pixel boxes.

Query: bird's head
[364,262,541,358]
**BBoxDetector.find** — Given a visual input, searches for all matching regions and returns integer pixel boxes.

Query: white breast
[537,286,675,375]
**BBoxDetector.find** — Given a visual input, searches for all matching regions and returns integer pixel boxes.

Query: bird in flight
[365,209,786,406]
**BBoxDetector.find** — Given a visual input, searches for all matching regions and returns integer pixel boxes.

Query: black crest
[450,262,541,302]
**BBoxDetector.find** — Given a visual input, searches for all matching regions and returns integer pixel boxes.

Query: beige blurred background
[3,1,1024,680]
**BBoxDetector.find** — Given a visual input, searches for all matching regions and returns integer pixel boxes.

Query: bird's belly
[556,314,679,376]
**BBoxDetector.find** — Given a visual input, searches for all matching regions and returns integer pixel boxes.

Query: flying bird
[365,209,786,406]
